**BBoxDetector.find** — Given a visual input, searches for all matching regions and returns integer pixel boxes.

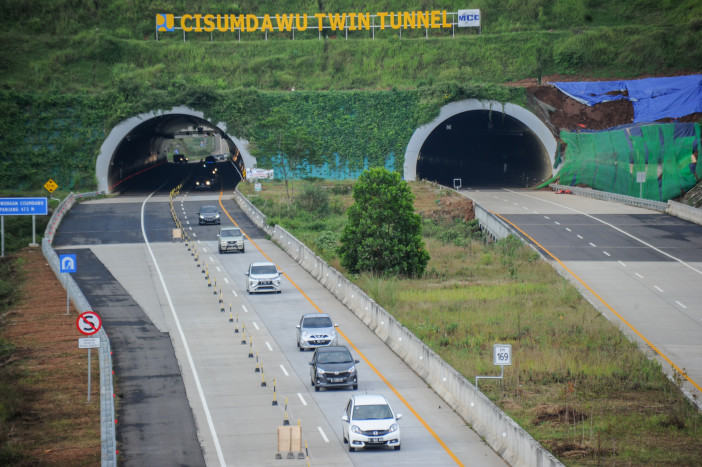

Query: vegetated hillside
[0,0,700,192]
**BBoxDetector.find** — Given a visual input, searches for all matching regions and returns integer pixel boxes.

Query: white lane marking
[577,235,583,239]
[280,365,289,376]
[266,341,273,351]
[675,300,687,309]
[589,242,597,247]
[297,393,308,406]
[224,277,229,284]
[603,251,611,257]
[198,240,202,244]
[635,273,644,279]
[544,216,550,220]
[565,227,571,232]
[242,305,248,313]
[216,266,221,272]
[506,189,702,275]
[513,202,519,206]
[654,285,664,293]
[189,226,193,231]
[522,206,529,210]
[618,261,626,267]
[186,220,190,224]
[209,256,214,261]
[232,289,238,297]
[317,427,329,443]
[554,221,560,225]
[253,322,259,330]
[192,232,197,237]
[140,190,226,466]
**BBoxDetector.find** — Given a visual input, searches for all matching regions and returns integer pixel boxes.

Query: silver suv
[217,227,245,253]
[245,262,281,294]
[296,313,338,351]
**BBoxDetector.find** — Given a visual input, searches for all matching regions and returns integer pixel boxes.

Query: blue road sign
[60,254,77,273]
[0,197,48,216]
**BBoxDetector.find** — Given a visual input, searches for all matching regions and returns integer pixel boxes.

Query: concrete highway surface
[53,174,507,465]
[462,188,702,407]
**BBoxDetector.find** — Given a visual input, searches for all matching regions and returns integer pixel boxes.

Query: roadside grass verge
[238,179,702,465]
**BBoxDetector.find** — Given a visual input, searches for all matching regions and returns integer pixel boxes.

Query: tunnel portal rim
[403,99,558,183]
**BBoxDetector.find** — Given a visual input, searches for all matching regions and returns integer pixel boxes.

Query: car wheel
[241,247,245,253]
[218,247,222,253]
[314,384,320,392]
[353,384,358,390]
[343,436,348,444]
[394,444,401,451]
[277,290,281,294]
[348,445,355,452]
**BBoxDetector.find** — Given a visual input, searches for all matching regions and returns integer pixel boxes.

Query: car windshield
[317,350,352,364]
[251,265,277,275]
[221,229,241,237]
[303,317,333,328]
[200,206,217,213]
[353,404,393,420]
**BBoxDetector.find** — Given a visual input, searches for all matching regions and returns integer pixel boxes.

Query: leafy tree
[339,168,430,277]
[250,108,321,205]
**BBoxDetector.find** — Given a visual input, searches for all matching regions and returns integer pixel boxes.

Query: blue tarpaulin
[553,75,702,123]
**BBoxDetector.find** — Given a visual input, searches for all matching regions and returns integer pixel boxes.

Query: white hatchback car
[245,262,281,294]
[342,394,402,452]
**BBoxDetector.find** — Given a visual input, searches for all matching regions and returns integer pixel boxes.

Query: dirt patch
[423,195,475,222]
[532,403,590,426]
[1,248,100,465]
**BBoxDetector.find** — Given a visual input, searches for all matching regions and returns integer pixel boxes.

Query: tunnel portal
[404,100,558,188]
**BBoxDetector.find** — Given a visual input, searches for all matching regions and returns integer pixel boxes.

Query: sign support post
[476,343,512,390]
[77,315,102,402]
[60,254,77,314]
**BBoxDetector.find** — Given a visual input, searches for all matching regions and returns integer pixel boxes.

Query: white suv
[217,227,244,253]
[342,394,402,452]
[245,262,281,294]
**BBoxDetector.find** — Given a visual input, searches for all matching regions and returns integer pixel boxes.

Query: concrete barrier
[549,183,668,212]
[234,190,562,467]
[666,200,702,226]
[42,192,117,467]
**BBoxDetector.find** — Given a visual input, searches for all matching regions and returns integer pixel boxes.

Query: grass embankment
[238,179,702,466]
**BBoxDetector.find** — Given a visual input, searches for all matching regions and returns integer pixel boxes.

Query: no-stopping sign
[76,311,102,336]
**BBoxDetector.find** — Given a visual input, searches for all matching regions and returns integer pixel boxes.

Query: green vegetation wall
[0,83,522,192]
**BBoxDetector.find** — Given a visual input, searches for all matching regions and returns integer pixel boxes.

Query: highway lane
[57,182,507,466]
[462,188,702,405]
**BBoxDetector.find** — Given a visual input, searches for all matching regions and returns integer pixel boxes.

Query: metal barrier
[549,183,668,212]
[42,192,117,467]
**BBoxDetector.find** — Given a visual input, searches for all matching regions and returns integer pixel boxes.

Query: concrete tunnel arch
[96,106,256,194]
[404,100,558,187]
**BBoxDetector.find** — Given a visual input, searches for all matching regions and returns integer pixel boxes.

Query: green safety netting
[556,123,701,201]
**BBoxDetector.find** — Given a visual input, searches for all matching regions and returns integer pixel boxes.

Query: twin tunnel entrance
[97,101,556,194]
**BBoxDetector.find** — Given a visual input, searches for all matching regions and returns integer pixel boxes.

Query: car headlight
[301,332,309,338]
[273,279,280,286]
[389,423,398,433]
[215,214,220,219]
[348,365,356,373]
[351,425,361,434]
[316,367,325,374]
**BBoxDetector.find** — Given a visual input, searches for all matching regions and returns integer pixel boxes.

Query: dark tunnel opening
[105,114,245,194]
[416,110,551,188]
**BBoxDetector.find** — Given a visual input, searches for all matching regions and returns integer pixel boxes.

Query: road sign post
[476,343,512,390]
[79,337,101,402]
[60,254,77,314]
[0,197,48,257]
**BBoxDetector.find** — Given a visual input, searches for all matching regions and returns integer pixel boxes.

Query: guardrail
[42,192,117,467]
[233,189,562,467]
[549,183,668,212]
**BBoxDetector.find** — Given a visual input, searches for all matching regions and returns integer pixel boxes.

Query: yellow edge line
[218,190,465,466]
[492,210,702,394]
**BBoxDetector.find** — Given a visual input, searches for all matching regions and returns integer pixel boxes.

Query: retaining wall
[234,190,562,467]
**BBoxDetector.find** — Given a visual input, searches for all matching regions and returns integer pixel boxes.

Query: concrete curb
[233,190,562,467]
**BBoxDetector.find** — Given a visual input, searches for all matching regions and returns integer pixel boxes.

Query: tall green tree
[250,108,321,204]
[339,168,430,277]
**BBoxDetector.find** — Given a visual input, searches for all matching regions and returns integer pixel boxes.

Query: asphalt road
[462,188,702,406]
[52,171,507,466]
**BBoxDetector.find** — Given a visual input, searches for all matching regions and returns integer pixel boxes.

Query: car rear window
[353,404,393,420]
[303,317,333,328]
[318,350,352,364]
[251,265,278,275]
[221,229,241,237]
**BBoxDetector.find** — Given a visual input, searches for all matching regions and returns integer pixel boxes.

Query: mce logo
[458,13,480,21]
